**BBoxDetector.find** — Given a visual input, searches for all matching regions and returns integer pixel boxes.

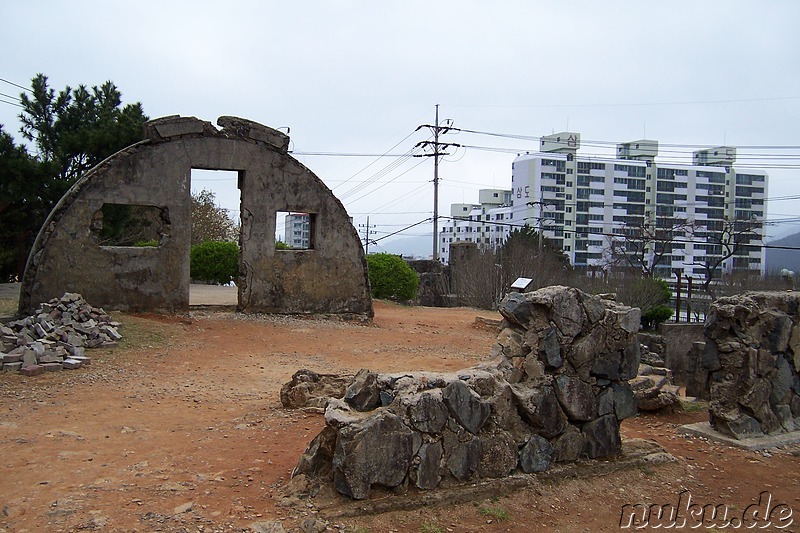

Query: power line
[0,97,23,108]
[0,77,31,93]
[372,218,433,243]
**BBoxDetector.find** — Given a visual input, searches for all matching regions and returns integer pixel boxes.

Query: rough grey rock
[519,434,553,473]
[443,429,482,482]
[552,425,586,462]
[280,369,351,409]
[478,430,518,478]
[332,411,417,499]
[294,426,337,479]
[513,384,567,439]
[705,292,800,439]
[414,441,443,490]
[554,374,597,422]
[498,292,531,327]
[539,327,563,369]
[770,356,794,405]
[611,382,637,420]
[582,414,622,459]
[713,413,764,439]
[406,390,449,434]
[442,380,491,435]
[343,369,381,412]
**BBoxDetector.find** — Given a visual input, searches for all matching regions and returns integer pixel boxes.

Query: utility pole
[415,105,459,261]
[358,216,377,255]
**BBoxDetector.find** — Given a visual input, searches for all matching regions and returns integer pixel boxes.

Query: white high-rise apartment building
[283,213,311,249]
[438,189,513,262]
[440,132,768,279]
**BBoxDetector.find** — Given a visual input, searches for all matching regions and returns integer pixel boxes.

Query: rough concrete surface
[19,116,372,318]
[678,421,800,451]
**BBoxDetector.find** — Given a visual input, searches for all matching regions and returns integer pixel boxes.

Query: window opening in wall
[276,211,315,250]
[91,204,170,246]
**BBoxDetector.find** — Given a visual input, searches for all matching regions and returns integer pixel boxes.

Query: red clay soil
[1,301,798,532]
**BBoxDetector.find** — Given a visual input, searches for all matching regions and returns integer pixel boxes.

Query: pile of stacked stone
[704,291,800,439]
[630,336,681,411]
[291,286,642,500]
[1,293,121,376]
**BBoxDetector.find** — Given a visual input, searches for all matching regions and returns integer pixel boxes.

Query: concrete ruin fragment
[290,285,642,499]
[20,116,373,319]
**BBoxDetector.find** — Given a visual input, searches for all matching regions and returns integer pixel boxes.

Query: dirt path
[1,302,799,532]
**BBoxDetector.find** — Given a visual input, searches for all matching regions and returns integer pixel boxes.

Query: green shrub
[642,304,673,329]
[190,241,239,285]
[366,253,419,302]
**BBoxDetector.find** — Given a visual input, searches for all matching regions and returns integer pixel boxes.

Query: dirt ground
[1,298,799,532]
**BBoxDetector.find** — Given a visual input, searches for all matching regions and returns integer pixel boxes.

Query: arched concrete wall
[20,116,373,318]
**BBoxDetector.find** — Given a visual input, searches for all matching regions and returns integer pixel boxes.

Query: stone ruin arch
[19,116,373,319]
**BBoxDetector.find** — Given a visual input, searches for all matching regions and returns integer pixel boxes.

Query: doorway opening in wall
[275,211,315,250]
[189,169,242,307]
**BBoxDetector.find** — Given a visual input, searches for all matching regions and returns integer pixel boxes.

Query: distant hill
[372,234,433,259]
[765,231,800,274]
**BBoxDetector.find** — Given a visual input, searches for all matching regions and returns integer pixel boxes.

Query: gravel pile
[1,292,122,376]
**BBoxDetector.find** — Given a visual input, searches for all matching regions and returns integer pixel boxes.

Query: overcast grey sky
[2,1,799,253]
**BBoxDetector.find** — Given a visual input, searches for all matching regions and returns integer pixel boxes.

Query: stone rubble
[1,292,122,376]
[290,285,642,500]
[630,339,682,412]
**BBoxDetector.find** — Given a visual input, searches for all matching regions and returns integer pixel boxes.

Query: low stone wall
[704,291,800,439]
[292,286,641,499]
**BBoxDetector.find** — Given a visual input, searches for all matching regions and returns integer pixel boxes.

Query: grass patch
[680,399,709,413]
[640,465,656,476]
[479,506,510,521]
[115,314,170,351]
[0,298,17,318]
[420,523,444,533]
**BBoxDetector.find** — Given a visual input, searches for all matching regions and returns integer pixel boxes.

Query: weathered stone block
[554,374,597,422]
[478,430,518,478]
[498,292,531,327]
[611,382,637,420]
[406,390,449,434]
[332,411,417,500]
[343,369,381,412]
[552,425,586,462]
[582,414,621,459]
[443,429,482,482]
[513,384,567,438]
[415,441,443,490]
[713,414,763,439]
[539,327,562,369]
[62,358,82,370]
[519,434,553,473]
[20,364,45,376]
[442,380,490,435]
